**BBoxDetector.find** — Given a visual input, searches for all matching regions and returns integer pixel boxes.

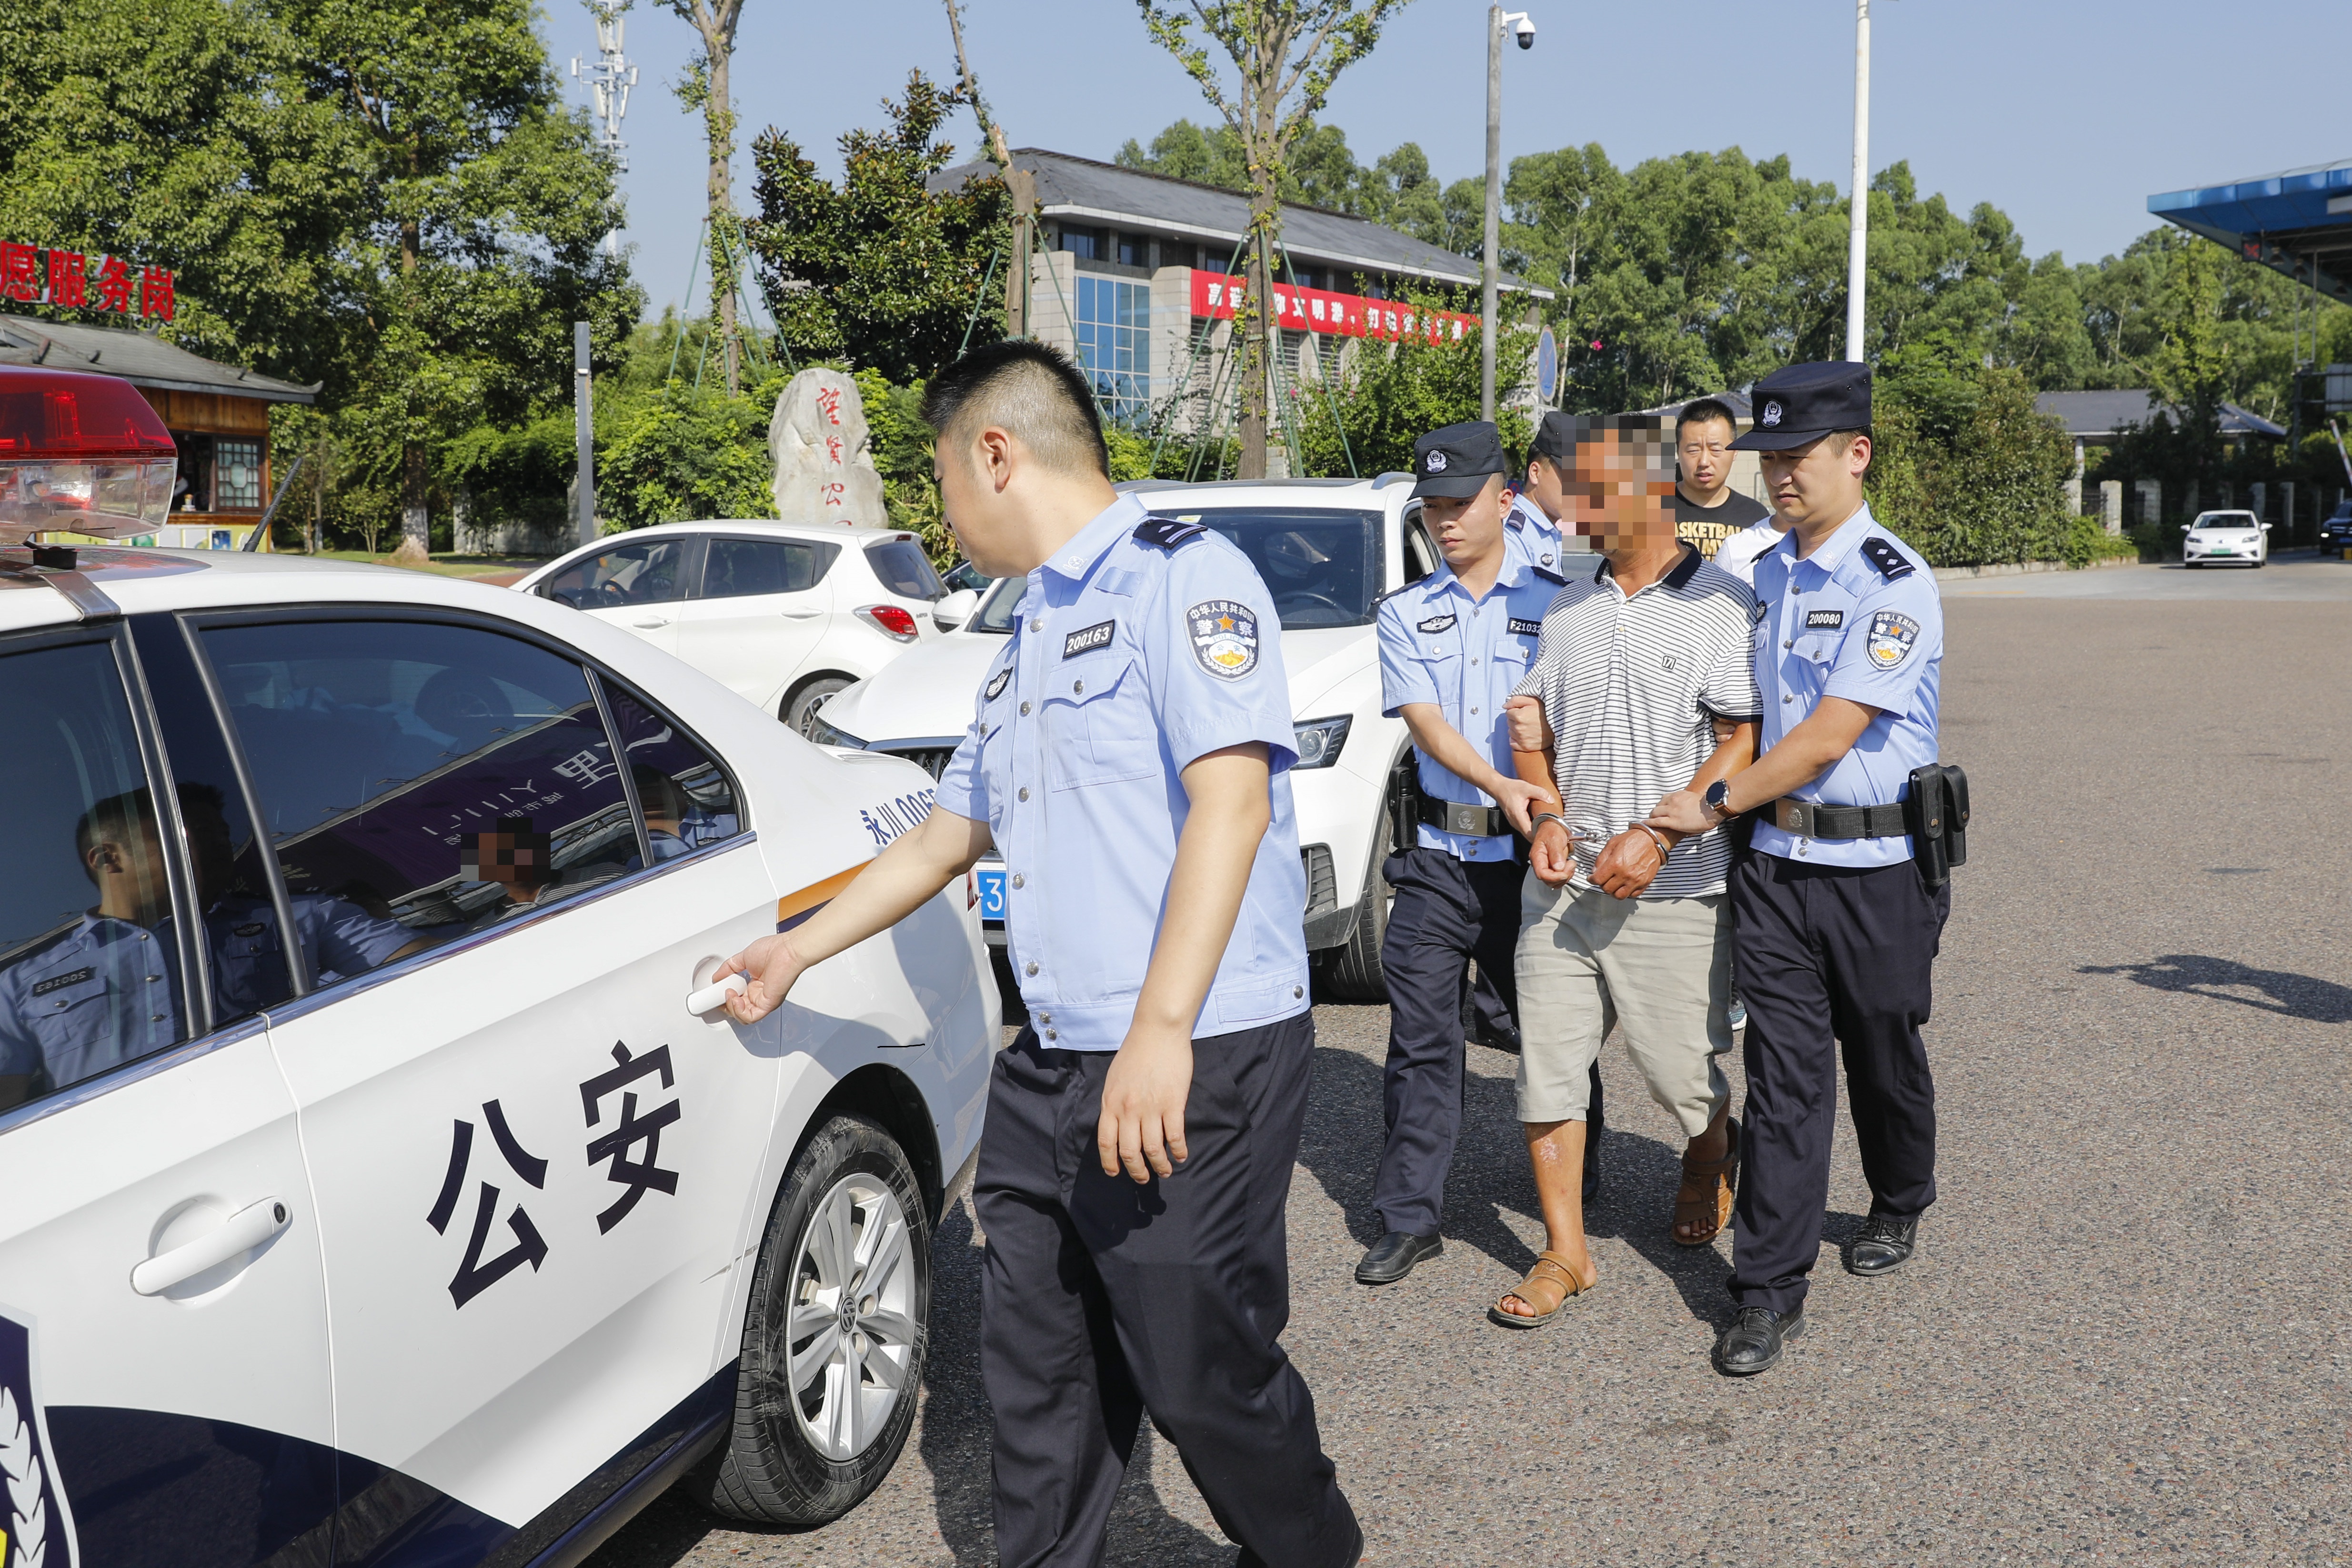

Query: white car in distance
[812,475,1482,1002]
[2181,509,2270,568]
[513,521,954,733]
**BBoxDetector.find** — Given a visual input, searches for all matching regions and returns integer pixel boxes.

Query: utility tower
[572,1,640,255]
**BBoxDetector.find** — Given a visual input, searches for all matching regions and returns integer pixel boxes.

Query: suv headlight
[1291,714,1352,769]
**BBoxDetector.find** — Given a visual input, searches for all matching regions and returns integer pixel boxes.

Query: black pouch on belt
[1903,764,1970,889]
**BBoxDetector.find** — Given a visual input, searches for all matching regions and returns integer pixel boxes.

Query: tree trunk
[1237,84,1282,481]
[395,207,430,563]
[704,20,741,394]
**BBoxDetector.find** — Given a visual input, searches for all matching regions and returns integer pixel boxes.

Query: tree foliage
[1294,291,1533,478]
[745,72,1007,383]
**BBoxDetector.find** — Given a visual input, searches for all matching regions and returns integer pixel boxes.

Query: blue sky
[557,0,2348,320]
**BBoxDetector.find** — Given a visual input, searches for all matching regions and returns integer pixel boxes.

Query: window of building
[214,439,263,510]
[1117,232,1148,268]
[1075,274,1151,424]
[1060,226,1102,261]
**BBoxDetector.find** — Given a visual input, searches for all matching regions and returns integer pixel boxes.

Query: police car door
[193,613,783,1549]
[0,622,335,1568]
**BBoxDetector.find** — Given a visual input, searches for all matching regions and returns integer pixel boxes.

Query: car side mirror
[933,587,980,631]
[2262,523,2273,531]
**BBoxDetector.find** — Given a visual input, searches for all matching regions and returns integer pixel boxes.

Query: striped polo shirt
[1511,544,1763,897]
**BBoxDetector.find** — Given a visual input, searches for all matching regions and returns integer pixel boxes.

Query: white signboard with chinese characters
[769,367,886,528]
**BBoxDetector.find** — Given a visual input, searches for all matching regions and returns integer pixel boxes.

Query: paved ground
[592,551,2352,1566]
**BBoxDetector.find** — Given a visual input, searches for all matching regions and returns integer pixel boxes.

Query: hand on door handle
[687,972,746,1016]
[131,1197,290,1296]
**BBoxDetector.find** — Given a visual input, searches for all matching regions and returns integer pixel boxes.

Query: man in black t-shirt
[1673,398,1772,562]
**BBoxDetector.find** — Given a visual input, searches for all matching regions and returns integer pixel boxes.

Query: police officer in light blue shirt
[716,342,1360,1568]
[1355,421,1566,1287]
[1502,410,1588,576]
[1647,361,1951,1378]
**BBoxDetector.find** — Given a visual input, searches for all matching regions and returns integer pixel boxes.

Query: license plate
[975,866,1007,922]
[2209,549,2233,556]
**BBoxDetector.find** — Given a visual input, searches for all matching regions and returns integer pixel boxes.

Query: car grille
[877,745,957,780]
[1302,844,1337,917]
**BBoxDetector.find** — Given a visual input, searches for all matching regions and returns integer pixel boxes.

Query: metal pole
[1482,4,1502,422]
[242,451,307,551]
[1843,0,1871,362]
[574,322,597,548]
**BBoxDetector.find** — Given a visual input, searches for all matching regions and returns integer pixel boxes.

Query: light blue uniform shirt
[0,894,412,1091]
[1376,548,1564,862]
[1750,504,1942,868]
[935,493,1309,1051]
[1502,492,1568,575]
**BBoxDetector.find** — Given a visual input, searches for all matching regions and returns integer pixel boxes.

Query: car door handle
[130,1197,290,1296]
[780,608,823,619]
[632,615,671,628]
[687,973,746,1016]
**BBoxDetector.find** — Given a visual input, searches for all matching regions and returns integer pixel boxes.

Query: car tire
[690,1114,930,1527]
[782,676,853,738]
[1324,828,1396,1004]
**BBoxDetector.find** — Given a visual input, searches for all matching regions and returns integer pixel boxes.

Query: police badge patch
[1188,600,1259,679]
[984,665,1012,701]
[1416,613,1456,634]
[1865,610,1920,668]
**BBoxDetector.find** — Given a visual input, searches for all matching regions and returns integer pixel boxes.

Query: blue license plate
[976,866,1007,922]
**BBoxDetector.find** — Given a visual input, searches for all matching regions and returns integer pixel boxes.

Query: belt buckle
[1446,801,1483,835]
[1775,799,1812,836]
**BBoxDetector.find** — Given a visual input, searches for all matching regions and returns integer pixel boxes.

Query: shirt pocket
[30,969,124,1054]
[1043,655,1157,790]
[1791,633,1839,673]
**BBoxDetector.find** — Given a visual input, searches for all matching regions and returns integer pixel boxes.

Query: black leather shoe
[1581,1115,1604,1203]
[1473,1018,1522,1054]
[1236,1511,1362,1568]
[1711,1304,1804,1376]
[1355,1230,1441,1285]
[1845,1214,1919,1276]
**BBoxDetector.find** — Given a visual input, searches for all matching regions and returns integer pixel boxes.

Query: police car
[811,475,1461,1001]
[0,367,997,1568]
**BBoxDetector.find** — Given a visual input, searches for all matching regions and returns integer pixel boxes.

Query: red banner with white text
[1188,271,1473,345]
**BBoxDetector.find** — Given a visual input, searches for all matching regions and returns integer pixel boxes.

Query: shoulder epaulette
[1373,580,1417,606]
[1859,537,1915,581]
[1133,516,1208,550]
[1530,563,1568,586]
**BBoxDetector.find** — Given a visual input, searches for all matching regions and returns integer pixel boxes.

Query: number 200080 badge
[1188,600,1259,679]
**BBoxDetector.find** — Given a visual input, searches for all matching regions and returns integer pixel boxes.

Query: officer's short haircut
[74,788,157,882]
[922,340,1110,480]
[1677,399,1738,437]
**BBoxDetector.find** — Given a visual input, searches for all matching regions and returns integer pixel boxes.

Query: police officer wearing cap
[717,340,1361,1568]
[1502,411,1577,575]
[1354,421,1566,1286]
[1647,361,1950,1377]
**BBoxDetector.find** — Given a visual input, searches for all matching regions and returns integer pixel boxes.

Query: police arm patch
[1860,538,1916,581]
[1188,599,1260,679]
[1865,610,1921,668]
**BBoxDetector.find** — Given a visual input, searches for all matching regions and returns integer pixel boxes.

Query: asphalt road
[591,550,2352,1567]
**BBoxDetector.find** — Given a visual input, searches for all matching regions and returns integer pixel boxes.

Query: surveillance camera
[1514,15,1535,48]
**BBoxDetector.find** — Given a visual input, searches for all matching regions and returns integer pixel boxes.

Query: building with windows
[929,149,1551,450]
[0,313,317,549]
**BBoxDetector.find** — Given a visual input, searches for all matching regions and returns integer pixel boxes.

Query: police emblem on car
[1865,610,1920,668]
[1188,600,1259,679]
[1062,620,1115,659]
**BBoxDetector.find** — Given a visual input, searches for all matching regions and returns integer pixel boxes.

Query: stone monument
[770,367,887,528]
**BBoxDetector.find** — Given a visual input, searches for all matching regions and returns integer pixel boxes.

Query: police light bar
[0,366,177,546]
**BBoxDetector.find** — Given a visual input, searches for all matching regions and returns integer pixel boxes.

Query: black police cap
[1411,421,1504,498]
[1527,410,1577,464]
[1729,361,1873,452]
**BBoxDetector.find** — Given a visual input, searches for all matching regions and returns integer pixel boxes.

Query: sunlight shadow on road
[2079,954,2352,1024]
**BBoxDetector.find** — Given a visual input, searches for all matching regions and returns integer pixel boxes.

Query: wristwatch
[1702,778,1734,824]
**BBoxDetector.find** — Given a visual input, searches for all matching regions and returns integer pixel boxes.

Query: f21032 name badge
[1188,600,1259,679]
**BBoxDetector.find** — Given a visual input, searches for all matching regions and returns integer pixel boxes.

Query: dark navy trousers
[1370,847,1528,1237]
[974,1014,1357,1568]
[1727,853,1950,1313]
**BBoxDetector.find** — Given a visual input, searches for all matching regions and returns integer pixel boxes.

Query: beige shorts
[1513,875,1732,1136]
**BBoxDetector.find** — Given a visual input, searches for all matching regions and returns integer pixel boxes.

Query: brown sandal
[1486,1250,1598,1329]
[1671,1116,1740,1247]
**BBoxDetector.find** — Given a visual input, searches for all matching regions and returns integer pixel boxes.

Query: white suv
[813,475,1455,1001]
[513,521,950,733]
[0,544,995,1564]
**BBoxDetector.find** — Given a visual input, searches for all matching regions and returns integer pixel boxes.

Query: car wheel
[690,1114,930,1527]
[783,677,852,738]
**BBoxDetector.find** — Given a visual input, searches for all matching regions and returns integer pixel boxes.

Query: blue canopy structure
[2148,159,2352,302]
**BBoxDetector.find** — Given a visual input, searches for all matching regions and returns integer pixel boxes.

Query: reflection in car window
[605,683,743,867]
[0,639,196,1111]
[202,621,642,962]
[704,537,836,599]
[1163,507,1383,628]
[544,538,693,610]
[864,539,946,601]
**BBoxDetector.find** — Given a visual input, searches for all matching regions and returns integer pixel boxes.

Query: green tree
[1294,289,1532,477]
[746,72,1008,383]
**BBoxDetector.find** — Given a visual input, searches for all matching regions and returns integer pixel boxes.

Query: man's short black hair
[1677,398,1739,437]
[921,339,1111,480]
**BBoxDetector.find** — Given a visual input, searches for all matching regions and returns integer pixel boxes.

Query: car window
[604,683,744,865]
[201,620,643,966]
[864,538,946,601]
[704,537,836,599]
[0,637,197,1111]
[543,537,694,609]
[1404,512,1439,585]
[2195,515,2256,528]
[972,573,1023,633]
[1152,507,1382,628]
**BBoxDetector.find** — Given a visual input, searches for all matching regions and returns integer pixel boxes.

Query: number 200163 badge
[1188,600,1259,679]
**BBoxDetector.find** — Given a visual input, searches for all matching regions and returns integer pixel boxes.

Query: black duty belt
[1769,798,1907,839]
[1416,795,1510,839]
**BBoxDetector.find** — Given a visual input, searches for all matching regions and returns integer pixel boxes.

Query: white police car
[812,475,1459,1001]
[2181,509,2270,568]
[0,537,996,1565]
